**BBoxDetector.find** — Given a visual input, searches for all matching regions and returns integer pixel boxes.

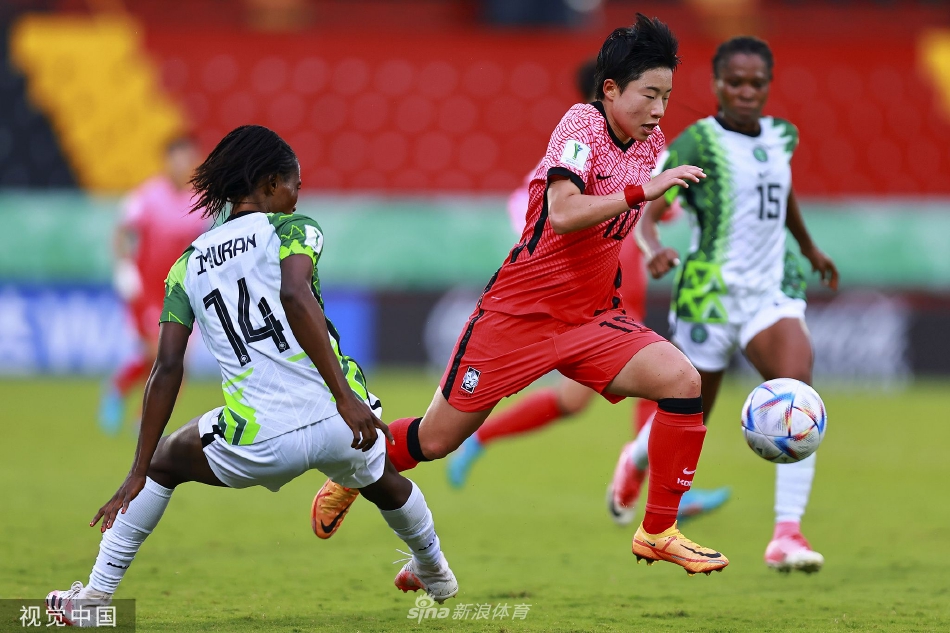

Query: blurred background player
[628,36,838,573]
[99,135,209,434]
[46,126,457,623]
[446,58,730,526]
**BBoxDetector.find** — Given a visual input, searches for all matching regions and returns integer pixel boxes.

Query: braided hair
[190,125,297,220]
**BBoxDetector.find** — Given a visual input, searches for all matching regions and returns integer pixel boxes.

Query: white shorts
[671,290,807,373]
[198,407,386,492]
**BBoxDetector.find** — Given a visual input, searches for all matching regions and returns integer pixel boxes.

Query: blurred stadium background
[0,0,948,383]
[2,1,950,631]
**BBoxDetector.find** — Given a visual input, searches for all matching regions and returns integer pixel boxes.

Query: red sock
[386,417,428,472]
[474,388,563,445]
[633,398,657,434]
[113,358,148,396]
[643,399,706,534]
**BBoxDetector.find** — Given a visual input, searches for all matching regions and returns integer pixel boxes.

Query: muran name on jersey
[196,234,257,275]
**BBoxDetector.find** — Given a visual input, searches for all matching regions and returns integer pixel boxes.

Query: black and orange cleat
[311,479,359,539]
[632,521,729,576]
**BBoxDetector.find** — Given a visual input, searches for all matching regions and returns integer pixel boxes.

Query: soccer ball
[740,378,827,464]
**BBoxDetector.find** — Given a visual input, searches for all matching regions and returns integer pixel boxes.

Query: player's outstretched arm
[636,196,681,280]
[785,189,839,291]
[279,253,393,451]
[643,165,705,202]
[546,177,628,234]
[547,166,704,235]
[91,322,189,532]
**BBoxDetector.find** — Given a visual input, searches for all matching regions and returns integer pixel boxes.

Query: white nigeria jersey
[659,116,807,324]
[160,212,369,445]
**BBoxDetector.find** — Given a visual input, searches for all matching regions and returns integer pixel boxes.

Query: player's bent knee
[555,380,596,415]
[146,459,177,489]
[558,394,591,417]
[145,436,184,488]
[657,359,702,400]
[419,435,458,461]
[682,364,702,398]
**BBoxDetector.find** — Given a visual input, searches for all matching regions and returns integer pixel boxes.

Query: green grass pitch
[1,374,948,632]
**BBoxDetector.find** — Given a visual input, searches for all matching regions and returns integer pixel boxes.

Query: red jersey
[480,102,665,324]
[120,176,208,305]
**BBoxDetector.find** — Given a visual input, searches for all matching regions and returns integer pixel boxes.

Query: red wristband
[624,184,645,208]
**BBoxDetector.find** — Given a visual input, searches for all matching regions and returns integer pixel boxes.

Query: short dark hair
[575,58,598,102]
[190,125,298,220]
[712,36,774,79]
[594,13,680,100]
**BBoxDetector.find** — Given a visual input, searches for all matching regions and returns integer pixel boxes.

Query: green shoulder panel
[772,118,800,156]
[662,122,705,204]
[267,212,325,307]
[160,246,196,330]
[267,213,325,265]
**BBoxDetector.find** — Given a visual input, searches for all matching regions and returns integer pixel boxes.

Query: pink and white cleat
[45,581,112,627]
[394,552,458,604]
[765,528,824,573]
[606,441,647,526]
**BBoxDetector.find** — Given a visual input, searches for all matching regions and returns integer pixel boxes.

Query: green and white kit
[660,116,808,372]
[161,212,384,491]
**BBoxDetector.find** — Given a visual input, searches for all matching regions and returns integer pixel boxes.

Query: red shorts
[440,308,666,412]
[129,299,163,342]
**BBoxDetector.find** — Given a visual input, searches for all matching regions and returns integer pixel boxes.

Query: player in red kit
[99,136,209,434]
[313,15,729,575]
[445,61,730,529]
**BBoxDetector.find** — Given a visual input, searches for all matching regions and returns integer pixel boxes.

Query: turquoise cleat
[446,435,484,489]
[677,487,731,522]
[98,385,124,436]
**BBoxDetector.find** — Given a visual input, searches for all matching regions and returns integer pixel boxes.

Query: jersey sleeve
[544,105,599,193]
[658,124,702,204]
[159,247,195,330]
[270,213,325,265]
[772,118,800,157]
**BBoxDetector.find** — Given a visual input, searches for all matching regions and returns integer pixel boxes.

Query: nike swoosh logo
[683,545,722,558]
[645,539,657,547]
[106,562,129,569]
[682,468,696,475]
[320,509,347,534]
[596,173,612,180]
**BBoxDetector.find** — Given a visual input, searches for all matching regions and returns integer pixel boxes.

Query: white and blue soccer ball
[740,378,827,464]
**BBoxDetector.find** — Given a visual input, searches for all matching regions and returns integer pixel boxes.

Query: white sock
[629,419,652,471]
[379,481,442,567]
[775,452,817,524]
[88,477,173,594]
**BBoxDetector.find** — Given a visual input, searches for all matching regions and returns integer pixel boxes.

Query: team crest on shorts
[461,367,481,394]
[690,324,709,344]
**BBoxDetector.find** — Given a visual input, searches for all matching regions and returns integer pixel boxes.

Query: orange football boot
[632,521,729,576]
[311,479,359,539]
